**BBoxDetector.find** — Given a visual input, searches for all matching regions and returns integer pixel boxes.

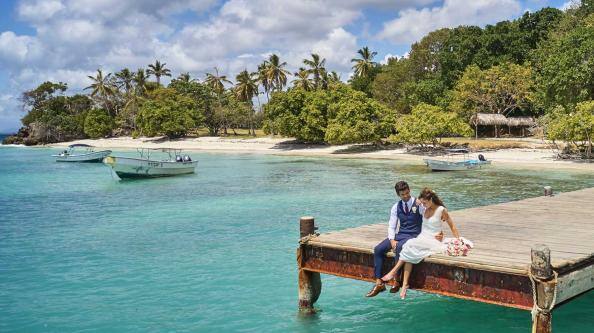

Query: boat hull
[103,156,197,179]
[53,150,112,162]
[424,159,491,171]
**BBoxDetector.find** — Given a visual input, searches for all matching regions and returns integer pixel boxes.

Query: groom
[366,181,428,297]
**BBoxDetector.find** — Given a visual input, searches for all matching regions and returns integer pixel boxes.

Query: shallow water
[1,147,593,333]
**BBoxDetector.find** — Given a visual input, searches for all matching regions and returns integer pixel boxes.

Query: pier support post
[530,245,556,333]
[298,216,321,314]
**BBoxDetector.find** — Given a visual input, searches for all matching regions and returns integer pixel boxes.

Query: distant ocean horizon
[0,133,11,143]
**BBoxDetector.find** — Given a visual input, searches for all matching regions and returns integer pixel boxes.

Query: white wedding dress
[399,205,447,264]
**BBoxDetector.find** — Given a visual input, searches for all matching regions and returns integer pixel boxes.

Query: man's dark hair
[394,181,410,195]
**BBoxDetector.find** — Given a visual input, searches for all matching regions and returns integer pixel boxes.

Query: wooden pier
[297,187,594,333]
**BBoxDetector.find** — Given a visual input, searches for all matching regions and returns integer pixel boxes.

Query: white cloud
[377,0,523,44]
[0,31,43,64]
[17,0,64,22]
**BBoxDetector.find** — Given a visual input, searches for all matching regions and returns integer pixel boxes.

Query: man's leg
[366,238,392,297]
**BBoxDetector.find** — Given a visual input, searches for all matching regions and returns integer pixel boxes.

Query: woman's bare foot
[381,271,396,282]
[400,285,409,299]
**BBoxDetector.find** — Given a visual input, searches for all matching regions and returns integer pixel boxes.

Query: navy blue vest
[397,199,423,236]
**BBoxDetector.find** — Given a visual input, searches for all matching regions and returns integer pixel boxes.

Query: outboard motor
[183,155,192,162]
[478,154,486,162]
[175,155,183,162]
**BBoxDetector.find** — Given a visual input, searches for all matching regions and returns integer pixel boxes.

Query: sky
[0,0,573,133]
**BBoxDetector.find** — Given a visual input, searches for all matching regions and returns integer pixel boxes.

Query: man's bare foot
[400,285,409,299]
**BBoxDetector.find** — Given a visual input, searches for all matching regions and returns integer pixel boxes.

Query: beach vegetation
[136,88,201,138]
[544,101,594,158]
[394,103,472,147]
[84,108,114,138]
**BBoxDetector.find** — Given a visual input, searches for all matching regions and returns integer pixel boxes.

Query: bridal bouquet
[444,237,473,256]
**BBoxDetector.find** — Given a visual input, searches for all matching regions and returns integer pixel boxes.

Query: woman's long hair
[419,187,445,207]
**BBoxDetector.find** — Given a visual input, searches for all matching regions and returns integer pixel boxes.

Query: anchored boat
[103,148,197,179]
[423,149,491,171]
[53,144,112,162]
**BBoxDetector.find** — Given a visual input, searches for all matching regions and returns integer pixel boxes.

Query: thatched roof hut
[469,113,537,138]
[470,113,536,127]
[470,113,508,126]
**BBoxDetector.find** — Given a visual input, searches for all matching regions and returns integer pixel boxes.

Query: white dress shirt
[388,196,425,240]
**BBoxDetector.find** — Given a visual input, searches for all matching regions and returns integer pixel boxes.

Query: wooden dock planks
[297,187,594,327]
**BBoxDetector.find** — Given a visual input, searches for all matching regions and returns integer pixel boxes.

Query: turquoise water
[1,147,593,333]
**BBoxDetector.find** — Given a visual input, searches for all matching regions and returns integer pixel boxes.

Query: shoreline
[39,136,594,172]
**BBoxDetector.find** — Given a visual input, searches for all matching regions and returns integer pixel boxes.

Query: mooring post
[297,216,321,314]
[543,186,553,197]
[530,245,556,333]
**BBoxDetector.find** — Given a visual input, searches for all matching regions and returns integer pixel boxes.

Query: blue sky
[0,0,572,133]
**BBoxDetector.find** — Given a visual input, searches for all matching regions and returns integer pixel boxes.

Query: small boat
[423,149,491,171]
[103,148,197,179]
[53,144,112,162]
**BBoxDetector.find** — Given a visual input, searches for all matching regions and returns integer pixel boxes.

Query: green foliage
[372,58,414,112]
[533,12,594,109]
[449,63,535,121]
[325,90,396,144]
[137,88,201,138]
[544,100,594,158]
[349,65,381,97]
[264,85,395,144]
[84,108,114,138]
[394,103,472,146]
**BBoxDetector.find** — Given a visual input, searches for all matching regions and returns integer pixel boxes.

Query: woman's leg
[400,262,413,299]
[381,259,405,282]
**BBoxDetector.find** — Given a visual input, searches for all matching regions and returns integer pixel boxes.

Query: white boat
[53,144,112,162]
[423,149,491,171]
[103,148,197,179]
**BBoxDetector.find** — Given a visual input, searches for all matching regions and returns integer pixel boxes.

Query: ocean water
[1,146,593,333]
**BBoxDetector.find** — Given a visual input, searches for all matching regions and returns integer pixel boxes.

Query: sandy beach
[49,136,594,171]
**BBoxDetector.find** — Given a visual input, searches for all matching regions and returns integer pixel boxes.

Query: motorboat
[53,144,112,162]
[423,148,491,171]
[103,148,197,179]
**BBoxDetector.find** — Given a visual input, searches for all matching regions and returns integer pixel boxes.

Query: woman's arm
[441,208,461,238]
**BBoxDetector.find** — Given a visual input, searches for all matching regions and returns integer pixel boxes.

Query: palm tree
[265,54,290,92]
[115,68,134,96]
[327,71,341,84]
[133,69,149,96]
[303,53,327,89]
[177,72,194,83]
[205,67,232,96]
[205,67,233,135]
[351,46,378,78]
[257,62,271,101]
[292,67,313,91]
[147,60,171,85]
[235,70,259,136]
[85,69,116,113]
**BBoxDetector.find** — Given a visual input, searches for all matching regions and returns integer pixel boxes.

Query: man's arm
[388,204,399,249]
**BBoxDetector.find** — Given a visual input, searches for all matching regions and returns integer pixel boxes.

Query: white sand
[50,136,594,171]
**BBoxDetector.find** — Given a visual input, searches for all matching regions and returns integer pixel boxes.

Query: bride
[381,187,461,299]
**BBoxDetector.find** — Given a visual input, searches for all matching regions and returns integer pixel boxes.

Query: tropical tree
[303,53,327,89]
[147,60,172,86]
[449,63,535,123]
[84,108,114,138]
[351,46,377,78]
[177,72,194,83]
[85,69,116,114]
[205,67,233,98]
[133,69,149,96]
[115,68,134,96]
[545,101,594,159]
[257,62,271,100]
[292,67,313,91]
[394,103,472,146]
[136,88,201,138]
[235,70,259,135]
[265,54,290,92]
